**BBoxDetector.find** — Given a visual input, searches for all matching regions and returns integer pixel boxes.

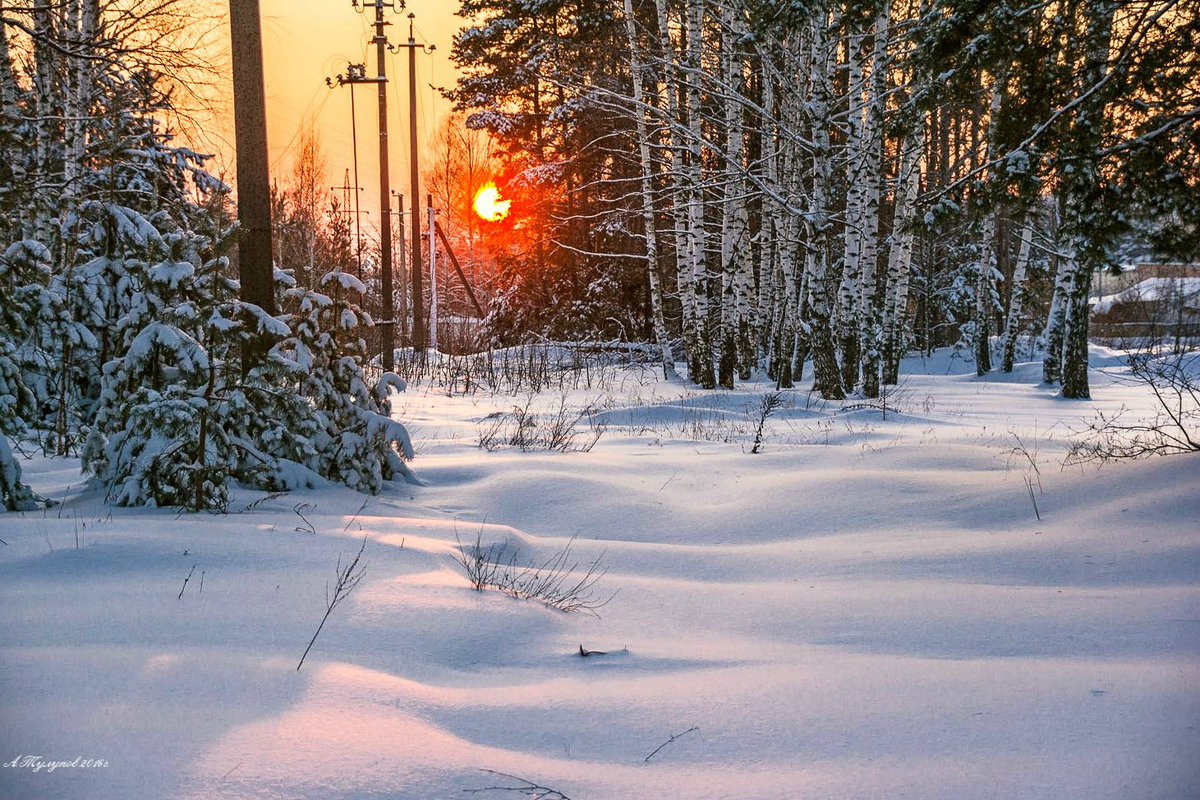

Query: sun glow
[473,183,510,222]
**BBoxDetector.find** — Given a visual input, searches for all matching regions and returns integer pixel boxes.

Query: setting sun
[473,182,510,222]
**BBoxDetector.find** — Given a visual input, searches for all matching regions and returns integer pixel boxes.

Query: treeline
[0,2,410,510]
[449,0,1199,398]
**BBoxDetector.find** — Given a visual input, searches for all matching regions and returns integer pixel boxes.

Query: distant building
[1090,263,1200,346]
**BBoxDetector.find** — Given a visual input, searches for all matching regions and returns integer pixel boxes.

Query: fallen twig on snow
[644,725,699,762]
[464,769,572,799]
[178,564,197,600]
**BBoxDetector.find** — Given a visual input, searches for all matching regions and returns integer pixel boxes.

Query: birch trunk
[975,209,998,375]
[804,3,845,400]
[758,60,781,381]
[622,0,675,378]
[1041,237,1071,385]
[32,2,59,245]
[1059,2,1117,400]
[882,121,923,386]
[654,0,694,376]
[0,1,19,214]
[1000,219,1033,372]
[837,26,866,392]
[684,0,714,388]
[974,68,1008,376]
[763,47,799,389]
[718,3,750,388]
[858,1,890,398]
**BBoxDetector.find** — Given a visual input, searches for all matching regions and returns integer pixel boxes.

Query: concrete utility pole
[229,0,276,324]
[395,12,434,351]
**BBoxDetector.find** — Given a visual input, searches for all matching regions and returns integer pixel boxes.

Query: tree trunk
[32,2,58,245]
[1041,240,1071,385]
[654,0,694,379]
[804,2,844,400]
[684,0,714,388]
[974,67,1008,377]
[1057,1,1117,400]
[718,3,750,388]
[1000,218,1033,372]
[883,120,923,386]
[621,0,675,378]
[859,1,890,398]
[837,25,866,393]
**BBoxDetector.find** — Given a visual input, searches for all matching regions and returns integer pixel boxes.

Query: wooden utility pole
[394,191,409,343]
[229,0,276,323]
[331,4,398,369]
[348,73,364,279]
[371,0,396,371]
[428,193,438,352]
[395,12,434,351]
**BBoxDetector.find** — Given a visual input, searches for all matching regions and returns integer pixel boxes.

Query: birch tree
[804,0,846,399]
[621,0,674,377]
[858,0,891,398]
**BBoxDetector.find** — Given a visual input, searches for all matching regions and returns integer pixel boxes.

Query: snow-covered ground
[2,347,1198,800]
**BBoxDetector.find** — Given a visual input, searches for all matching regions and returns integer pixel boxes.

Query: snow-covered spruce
[0,247,43,510]
[268,268,415,495]
[83,256,415,508]
[82,223,243,509]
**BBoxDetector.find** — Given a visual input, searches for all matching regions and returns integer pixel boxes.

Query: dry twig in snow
[644,725,699,762]
[464,769,572,799]
[296,537,367,670]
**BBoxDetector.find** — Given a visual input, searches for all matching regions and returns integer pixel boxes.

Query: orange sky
[200,0,467,224]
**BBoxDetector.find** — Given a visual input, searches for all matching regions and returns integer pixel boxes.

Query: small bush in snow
[750,391,785,454]
[1067,350,1200,463]
[476,395,604,453]
[454,530,612,615]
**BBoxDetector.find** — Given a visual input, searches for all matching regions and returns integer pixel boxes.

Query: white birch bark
[653,0,695,372]
[771,36,808,387]
[62,0,98,205]
[1000,218,1034,372]
[804,1,845,399]
[0,2,19,190]
[758,61,780,373]
[684,0,713,387]
[32,2,59,244]
[974,68,1008,376]
[1041,228,1072,385]
[718,2,750,387]
[622,0,675,377]
[882,120,923,385]
[858,0,890,398]
[837,25,866,391]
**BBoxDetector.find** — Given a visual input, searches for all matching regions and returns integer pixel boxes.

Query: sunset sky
[203,0,468,224]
